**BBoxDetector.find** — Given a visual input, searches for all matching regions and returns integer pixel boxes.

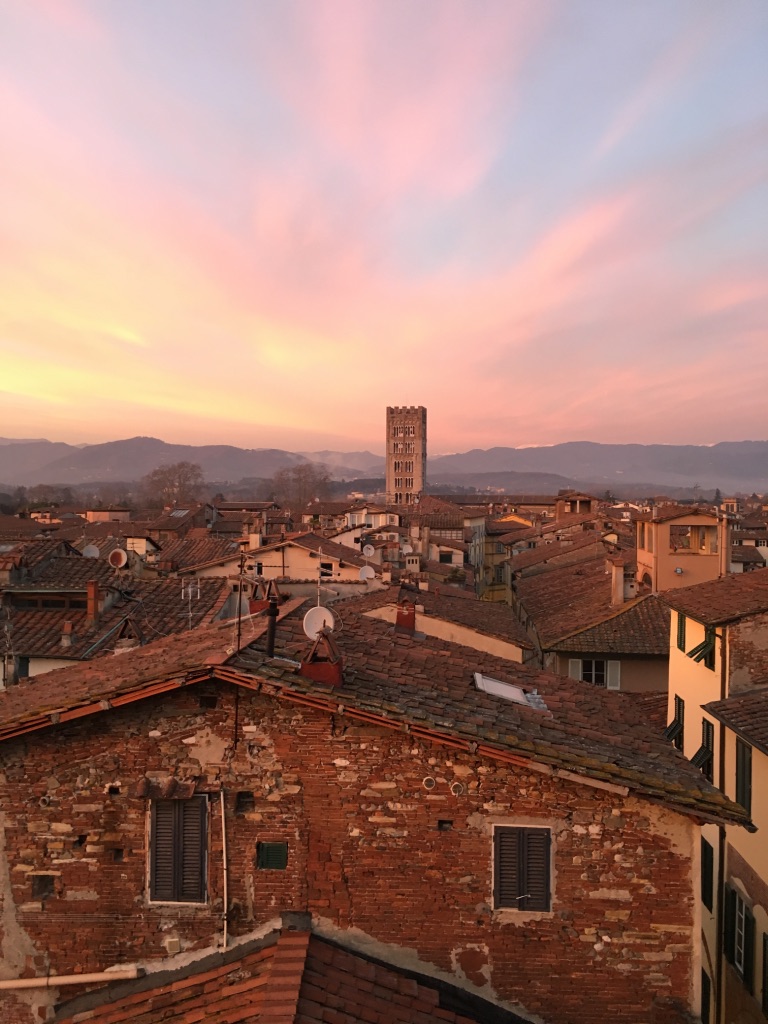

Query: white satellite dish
[358,565,375,581]
[108,548,128,569]
[402,544,413,555]
[362,544,375,558]
[82,544,100,559]
[303,605,335,640]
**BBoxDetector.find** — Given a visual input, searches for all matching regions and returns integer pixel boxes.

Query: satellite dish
[108,548,128,569]
[358,565,375,581]
[82,544,100,559]
[402,544,413,555]
[303,605,335,640]
[362,544,375,558]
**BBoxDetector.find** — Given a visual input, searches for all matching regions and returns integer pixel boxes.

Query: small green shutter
[743,905,755,994]
[677,613,686,651]
[723,886,737,964]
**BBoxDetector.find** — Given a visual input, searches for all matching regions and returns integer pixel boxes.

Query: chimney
[395,600,416,634]
[266,596,278,657]
[86,580,100,625]
[421,525,430,555]
[607,557,625,606]
[300,630,344,687]
[60,620,74,648]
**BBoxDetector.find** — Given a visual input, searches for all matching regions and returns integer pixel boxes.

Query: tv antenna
[82,544,100,559]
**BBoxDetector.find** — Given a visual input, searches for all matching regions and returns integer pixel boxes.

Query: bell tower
[385,406,427,505]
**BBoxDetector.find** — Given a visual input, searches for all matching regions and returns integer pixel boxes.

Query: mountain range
[0,436,765,495]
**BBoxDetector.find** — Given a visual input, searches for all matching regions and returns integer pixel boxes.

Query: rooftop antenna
[181,578,200,631]
[82,544,100,559]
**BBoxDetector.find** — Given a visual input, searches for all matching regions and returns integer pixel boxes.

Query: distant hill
[0,436,765,493]
[427,441,768,492]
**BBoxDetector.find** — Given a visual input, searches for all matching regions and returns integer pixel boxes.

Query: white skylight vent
[473,672,547,711]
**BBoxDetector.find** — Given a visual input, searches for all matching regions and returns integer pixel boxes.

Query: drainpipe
[0,967,143,989]
[220,790,229,951]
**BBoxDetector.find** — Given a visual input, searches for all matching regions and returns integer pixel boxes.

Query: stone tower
[385,406,427,505]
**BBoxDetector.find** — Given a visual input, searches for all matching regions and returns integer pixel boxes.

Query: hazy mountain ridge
[0,436,765,492]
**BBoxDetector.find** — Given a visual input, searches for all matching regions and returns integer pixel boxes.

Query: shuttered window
[736,739,752,815]
[724,885,755,993]
[701,837,714,911]
[494,827,551,911]
[677,613,686,652]
[150,797,207,903]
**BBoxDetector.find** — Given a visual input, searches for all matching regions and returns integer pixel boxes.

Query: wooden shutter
[677,613,686,651]
[523,829,551,911]
[150,800,177,902]
[150,797,206,902]
[494,828,522,909]
[743,905,755,994]
[723,886,736,964]
[736,740,752,815]
[700,838,713,912]
[762,933,768,1015]
[495,827,550,911]
[180,798,206,902]
[606,661,621,690]
[568,659,582,681]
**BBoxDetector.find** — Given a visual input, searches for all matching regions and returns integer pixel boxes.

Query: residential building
[0,603,749,1024]
[662,571,768,1023]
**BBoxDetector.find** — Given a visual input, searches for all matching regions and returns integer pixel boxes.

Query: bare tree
[268,463,331,511]
[140,462,205,507]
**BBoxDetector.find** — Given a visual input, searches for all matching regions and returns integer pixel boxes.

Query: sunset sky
[2,0,767,455]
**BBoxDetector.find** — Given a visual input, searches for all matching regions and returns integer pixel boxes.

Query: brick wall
[728,614,768,692]
[0,681,697,1024]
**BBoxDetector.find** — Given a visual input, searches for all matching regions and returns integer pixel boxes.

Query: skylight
[473,672,546,710]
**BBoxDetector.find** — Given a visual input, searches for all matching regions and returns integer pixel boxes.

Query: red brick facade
[0,681,698,1024]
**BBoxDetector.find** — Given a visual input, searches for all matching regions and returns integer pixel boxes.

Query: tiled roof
[395,585,534,648]
[513,557,619,648]
[704,687,768,757]
[151,536,242,570]
[633,691,670,732]
[507,536,607,574]
[554,595,670,657]
[5,554,120,591]
[1,576,232,660]
[662,570,768,625]
[731,546,765,565]
[0,515,56,540]
[259,533,382,574]
[0,599,747,828]
[228,605,746,826]
[0,538,73,569]
[55,923,521,1024]
[635,506,719,523]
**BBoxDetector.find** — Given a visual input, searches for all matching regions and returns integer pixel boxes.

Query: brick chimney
[60,620,75,648]
[300,630,344,687]
[395,600,416,634]
[607,557,625,607]
[86,580,100,625]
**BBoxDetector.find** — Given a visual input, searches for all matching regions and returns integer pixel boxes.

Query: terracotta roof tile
[662,570,768,625]
[555,595,670,656]
[704,687,768,757]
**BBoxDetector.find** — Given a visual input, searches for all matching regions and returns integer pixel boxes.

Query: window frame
[149,796,208,904]
[493,825,552,913]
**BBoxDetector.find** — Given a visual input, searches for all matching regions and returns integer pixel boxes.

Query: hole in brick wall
[199,694,218,709]
[31,875,55,900]
[74,835,87,848]
[235,791,255,815]
[256,842,288,870]
[437,820,453,831]
[108,784,121,795]
[113,848,124,863]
